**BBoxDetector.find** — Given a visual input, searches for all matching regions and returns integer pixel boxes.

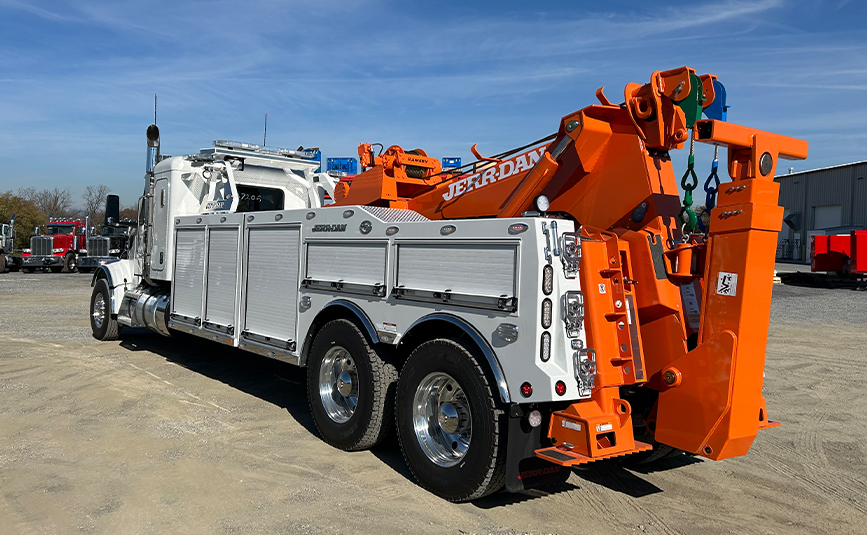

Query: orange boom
[336,66,807,464]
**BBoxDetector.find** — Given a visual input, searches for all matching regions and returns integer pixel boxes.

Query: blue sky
[0,0,864,208]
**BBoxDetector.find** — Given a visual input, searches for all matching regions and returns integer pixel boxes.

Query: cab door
[150,178,170,274]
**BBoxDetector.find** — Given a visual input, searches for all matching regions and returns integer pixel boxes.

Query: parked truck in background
[87,67,808,502]
[1,215,20,272]
[78,195,136,274]
[21,218,88,273]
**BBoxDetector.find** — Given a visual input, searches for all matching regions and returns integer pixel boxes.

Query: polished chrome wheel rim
[318,346,358,423]
[92,293,105,329]
[412,372,472,467]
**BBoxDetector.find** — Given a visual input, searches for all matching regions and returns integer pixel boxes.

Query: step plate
[535,441,653,467]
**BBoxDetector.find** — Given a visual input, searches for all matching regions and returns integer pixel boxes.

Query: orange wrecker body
[335,67,808,466]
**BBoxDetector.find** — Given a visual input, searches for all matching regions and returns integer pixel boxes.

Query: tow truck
[88,67,807,501]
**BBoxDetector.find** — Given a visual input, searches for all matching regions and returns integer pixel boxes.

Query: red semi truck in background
[20,218,88,273]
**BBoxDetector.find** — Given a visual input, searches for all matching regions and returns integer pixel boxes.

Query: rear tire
[306,319,396,451]
[0,255,6,273]
[90,278,120,341]
[619,387,683,466]
[396,339,506,502]
[62,252,77,273]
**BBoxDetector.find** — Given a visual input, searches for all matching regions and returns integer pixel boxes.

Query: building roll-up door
[813,205,842,230]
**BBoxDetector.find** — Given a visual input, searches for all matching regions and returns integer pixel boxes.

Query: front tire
[90,278,120,341]
[306,319,396,451]
[396,339,506,502]
[62,252,76,273]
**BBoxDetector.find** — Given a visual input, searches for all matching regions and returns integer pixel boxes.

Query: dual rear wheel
[306,322,505,501]
[395,339,506,501]
[306,320,396,450]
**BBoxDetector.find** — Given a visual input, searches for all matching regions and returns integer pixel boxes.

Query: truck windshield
[102,226,128,236]
[46,225,75,235]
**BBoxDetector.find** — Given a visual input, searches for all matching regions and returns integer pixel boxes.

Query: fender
[320,299,379,341]
[403,313,511,404]
[91,259,137,315]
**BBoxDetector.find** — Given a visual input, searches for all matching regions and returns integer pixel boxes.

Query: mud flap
[505,405,571,492]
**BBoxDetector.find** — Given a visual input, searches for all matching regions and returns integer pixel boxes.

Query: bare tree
[17,187,75,218]
[83,185,111,224]
[16,187,38,203]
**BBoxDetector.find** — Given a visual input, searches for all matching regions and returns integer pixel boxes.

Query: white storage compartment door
[204,227,240,329]
[396,242,518,309]
[173,228,206,320]
[243,226,301,342]
[306,241,387,294]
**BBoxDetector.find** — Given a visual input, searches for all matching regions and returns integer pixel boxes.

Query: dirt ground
[1,273,865,535]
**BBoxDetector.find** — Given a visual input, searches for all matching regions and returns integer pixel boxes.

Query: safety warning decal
[716,272,738,297]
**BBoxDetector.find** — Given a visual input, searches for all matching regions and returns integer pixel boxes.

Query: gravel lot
[1,272,866,534]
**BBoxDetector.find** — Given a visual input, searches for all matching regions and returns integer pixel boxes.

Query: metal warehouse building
[775,161,867,263]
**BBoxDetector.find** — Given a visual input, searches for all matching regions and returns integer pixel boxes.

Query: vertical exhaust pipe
[146,124,160,174]
[140,124,160,283]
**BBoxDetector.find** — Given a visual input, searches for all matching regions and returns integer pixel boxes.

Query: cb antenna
[154,93,157,124]
[263,113,267,147]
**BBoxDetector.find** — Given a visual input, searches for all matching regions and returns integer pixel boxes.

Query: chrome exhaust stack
[146,124,160,174]
[138,124,160,284]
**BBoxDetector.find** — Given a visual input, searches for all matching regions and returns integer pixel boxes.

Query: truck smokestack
[146,124,160,174]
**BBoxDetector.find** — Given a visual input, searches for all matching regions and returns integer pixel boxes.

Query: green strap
[677,73,706,129]
[674,72,706,234]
